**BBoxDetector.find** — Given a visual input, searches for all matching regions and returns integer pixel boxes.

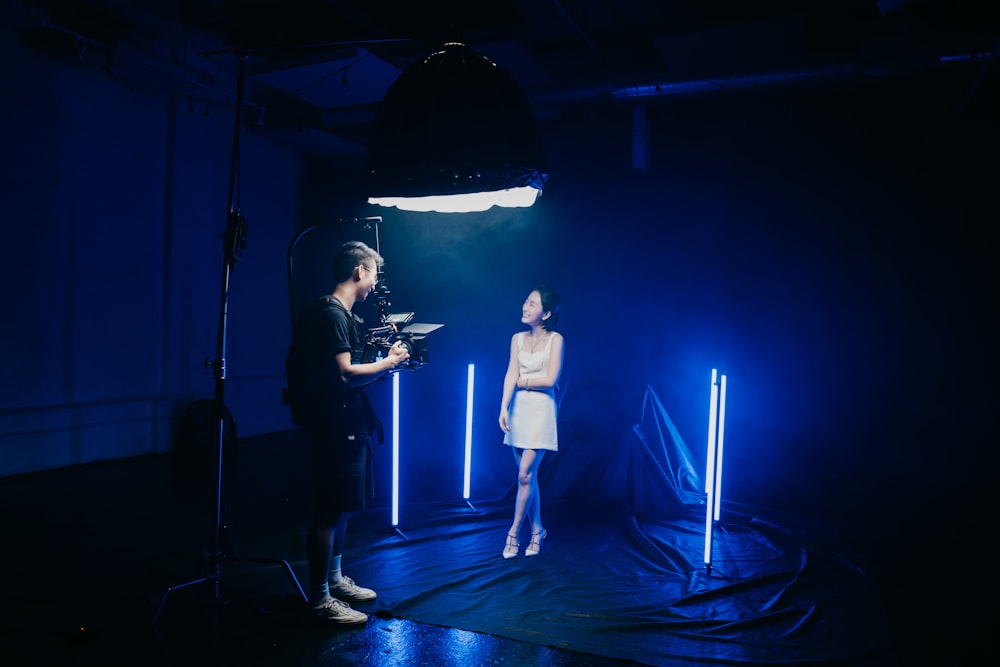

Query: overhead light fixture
[366,42,548,213]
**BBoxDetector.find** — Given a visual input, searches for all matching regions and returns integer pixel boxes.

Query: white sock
[329,554,343,586]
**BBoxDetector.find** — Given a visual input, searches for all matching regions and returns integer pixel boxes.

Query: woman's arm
[498,334,520,431]
[522,333,563,390]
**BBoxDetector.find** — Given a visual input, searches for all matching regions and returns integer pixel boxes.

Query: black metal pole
[153,53,303,626]
[208,51,250,598]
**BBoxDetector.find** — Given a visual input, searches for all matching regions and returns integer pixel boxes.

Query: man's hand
[387,341,410,368]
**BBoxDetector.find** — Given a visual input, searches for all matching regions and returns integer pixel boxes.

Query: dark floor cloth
[344,499,892,666]
[339,386,894,665]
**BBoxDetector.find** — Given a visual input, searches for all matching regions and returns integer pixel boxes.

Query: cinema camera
[360,274,443,368]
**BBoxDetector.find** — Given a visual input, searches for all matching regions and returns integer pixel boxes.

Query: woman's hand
[499,412,510,432]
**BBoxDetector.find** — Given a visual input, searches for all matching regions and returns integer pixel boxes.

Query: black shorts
[311,434,375,520]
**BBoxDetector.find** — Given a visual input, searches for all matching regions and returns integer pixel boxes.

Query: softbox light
[366,42,548,213]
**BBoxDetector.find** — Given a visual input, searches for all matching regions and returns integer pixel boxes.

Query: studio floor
[0,427,985,666]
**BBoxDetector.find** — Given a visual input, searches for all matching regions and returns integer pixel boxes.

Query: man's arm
[335,342,409,388]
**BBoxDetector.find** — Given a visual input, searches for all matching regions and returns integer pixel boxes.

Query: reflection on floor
[0,428,901,667]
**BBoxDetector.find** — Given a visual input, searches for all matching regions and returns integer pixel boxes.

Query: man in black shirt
[292,240,409,624]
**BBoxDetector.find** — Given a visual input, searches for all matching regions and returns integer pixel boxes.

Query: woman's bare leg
[508,448,544,539]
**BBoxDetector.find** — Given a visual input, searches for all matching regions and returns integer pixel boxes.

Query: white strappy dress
[503,332,558,451]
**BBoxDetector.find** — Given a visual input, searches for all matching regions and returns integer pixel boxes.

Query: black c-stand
[153,52,307,625]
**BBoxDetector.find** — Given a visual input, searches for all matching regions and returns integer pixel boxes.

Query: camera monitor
[384,312,414,328]
[399,323,443,336]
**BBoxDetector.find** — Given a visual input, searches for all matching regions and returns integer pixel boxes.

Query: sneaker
[329,576,377,603]
[310,596,368,624]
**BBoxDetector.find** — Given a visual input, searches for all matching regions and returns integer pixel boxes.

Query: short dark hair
[333,241,383,284]
[535,285,561,330]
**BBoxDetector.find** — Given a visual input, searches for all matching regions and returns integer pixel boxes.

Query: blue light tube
[703,369,719,565]
[713,373,727,521]
[464,364,475,500]
[391,372,400,527]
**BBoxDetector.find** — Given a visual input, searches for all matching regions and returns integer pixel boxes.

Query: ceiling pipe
[526,47,999,112]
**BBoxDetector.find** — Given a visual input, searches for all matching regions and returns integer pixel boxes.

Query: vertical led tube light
[713,373,728,521]
[391,371,400,527]
[705,368,719,494]
[703,369,719,566]
[464,364,475,500]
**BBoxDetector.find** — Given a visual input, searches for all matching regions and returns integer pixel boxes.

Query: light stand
[153,52,306,625]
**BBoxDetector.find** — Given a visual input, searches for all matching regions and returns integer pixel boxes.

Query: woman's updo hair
[535,285,561,330]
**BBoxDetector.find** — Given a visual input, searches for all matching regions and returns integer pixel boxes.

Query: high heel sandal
[502,532,520,559]
[525,529,547,557]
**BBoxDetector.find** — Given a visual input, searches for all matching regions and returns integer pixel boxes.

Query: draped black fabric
[539,385,705,517]
[343,501,890,665]
[339,387,893,665]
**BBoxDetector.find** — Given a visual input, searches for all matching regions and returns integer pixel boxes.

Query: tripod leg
[152,575,213,625]
[278,560,308,602]
[221,555,308,603]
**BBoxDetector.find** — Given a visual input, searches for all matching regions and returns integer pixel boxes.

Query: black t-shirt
[292,295,378,439]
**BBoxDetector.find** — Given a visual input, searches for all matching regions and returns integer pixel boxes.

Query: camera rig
[360,272,443,368]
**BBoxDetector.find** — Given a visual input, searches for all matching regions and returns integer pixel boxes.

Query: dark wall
[0,5,303,475]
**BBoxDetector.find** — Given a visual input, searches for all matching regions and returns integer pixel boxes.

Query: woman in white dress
[499,286,563,559]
